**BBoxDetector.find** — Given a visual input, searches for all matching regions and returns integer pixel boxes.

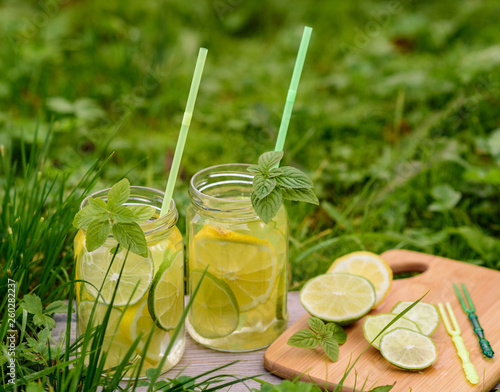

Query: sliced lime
[380,327,437,370]
[391,301,440,336]
[81,246,153,306]
[300,273,376,326]
[189,269,239,339]
[148,248,184,331]
[363,313,421,349]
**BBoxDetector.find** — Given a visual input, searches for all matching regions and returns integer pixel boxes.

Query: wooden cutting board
[264,250,500,391]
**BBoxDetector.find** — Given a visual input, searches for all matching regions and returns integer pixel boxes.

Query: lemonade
[74,187,185,377]
[186,164,289,351]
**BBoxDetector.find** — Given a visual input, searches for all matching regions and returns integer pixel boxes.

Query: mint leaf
[307,317,325,334]
[253,175,277,198]
[325,322,347,344]
[251,187,283,224]
[110,245,123,255]
[112,222,148,256]
[247,165,264,175]
[21,294,43,315]
[276,166,314,188]
[44,301,68,315]
[128,205,156,222]
[258,151,284,171]
[86,219,111,251]
[287,329,318,349]
[107,178,130,210]
[281,187,319,205]
[111,206,137,223]
[320,337,340,362]
[268,168,284,178]
[73,198,108,229]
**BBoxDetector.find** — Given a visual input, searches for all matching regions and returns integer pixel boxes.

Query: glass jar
[74,187,185,377]
[186,164,289,351]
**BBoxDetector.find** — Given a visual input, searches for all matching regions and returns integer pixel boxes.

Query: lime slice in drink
[363,313,421,349]
[78,301,130,368]
[300,273,376,326]
[189,269,239,339]
[192,226,278,312]
[80,246,154,306]
[327,251,393,308]
[121,298,166,364]
[380,327,437,370]
[147,248,184,331]
[391,301,440,336]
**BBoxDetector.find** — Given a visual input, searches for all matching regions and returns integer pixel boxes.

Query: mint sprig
[287,317,347,362]
[248,151,319,223]
[73,178,156,256]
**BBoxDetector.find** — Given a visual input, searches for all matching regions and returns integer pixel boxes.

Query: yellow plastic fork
[438,302,479,385]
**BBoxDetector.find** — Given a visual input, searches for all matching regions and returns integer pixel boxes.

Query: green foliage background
[1,0,500,287]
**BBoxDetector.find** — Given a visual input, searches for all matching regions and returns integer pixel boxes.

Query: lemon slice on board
[363,313,421,349]
[148,248,184,331]
[80,246,153,306]
[77,301,130,369]
[380,327,437,370]
[391,301,440,336]
[189,269,240,339]
[327,251,393,308]
[300,273,376,326]
[192,226,277,312]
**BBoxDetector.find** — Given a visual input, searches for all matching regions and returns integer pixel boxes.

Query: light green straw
[160,47,208,217]
[274,26,312,155]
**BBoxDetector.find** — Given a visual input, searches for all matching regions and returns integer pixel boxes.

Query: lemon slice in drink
[327,251,392,308]
[192,226,277,312]
[80,246,154,306]
[300,273,376,326]
[78,301,130,368]
[189,269,239,339]
[121,298,166,364]
[148,248,184,331]
[363,313,421,349]
[380,328,437,370]
[391,301,440,336]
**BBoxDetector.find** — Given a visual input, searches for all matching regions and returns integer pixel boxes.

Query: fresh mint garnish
[73,178,155,256]
[248,151,319,223]
[287,317,347,362]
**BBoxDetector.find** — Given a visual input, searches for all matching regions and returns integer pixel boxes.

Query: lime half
[380,327,437,370]
[189,269,239,339]
[80,247,153,306]
[300,273,376,326]
[148,248,184,331]
[391,301,440,336]
[192,226,278,312]
[363,313,421,349]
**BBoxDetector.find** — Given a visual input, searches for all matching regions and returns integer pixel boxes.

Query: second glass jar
[186,164,289,351]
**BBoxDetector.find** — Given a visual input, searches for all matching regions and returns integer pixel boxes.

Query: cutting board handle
[381,249,436,276]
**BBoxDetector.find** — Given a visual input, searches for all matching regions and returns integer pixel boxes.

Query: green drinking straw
[160,47,208,217]
[274,26,313,155]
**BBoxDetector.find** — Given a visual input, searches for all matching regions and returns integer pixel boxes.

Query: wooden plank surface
[264,250,500,391]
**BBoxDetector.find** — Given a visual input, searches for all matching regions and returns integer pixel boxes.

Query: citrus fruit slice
[327,251,393,308]
[121,298,167,364]
[192,226,278,312]
[148,248,184,331]
[380,327,437,370]
[391,301,440,336]
[363,313,421,349]
[300,273,376,326]
[189,269,239,339]
[80,246,154,306]
[77,301,130,368]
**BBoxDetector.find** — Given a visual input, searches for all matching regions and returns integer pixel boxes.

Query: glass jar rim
[80,186,177,233]
[189,163,258,216]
